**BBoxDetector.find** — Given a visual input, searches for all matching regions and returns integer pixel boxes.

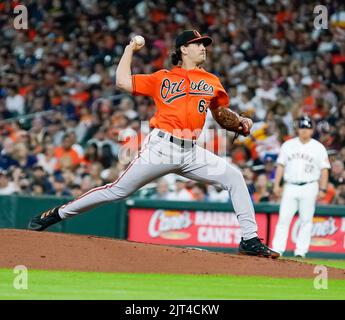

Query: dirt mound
[0,229,344,279]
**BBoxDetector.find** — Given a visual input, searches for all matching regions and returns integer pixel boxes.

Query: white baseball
[133,35,145,46]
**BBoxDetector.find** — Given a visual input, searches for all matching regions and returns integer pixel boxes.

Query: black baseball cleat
[238,237,280,259]
[28,206,62,231]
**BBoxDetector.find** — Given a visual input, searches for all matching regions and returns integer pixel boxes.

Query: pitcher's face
[183,42,206,65]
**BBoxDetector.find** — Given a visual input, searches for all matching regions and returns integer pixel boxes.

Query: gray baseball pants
[58,128,258,240]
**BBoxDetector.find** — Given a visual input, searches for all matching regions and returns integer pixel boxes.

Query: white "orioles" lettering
[160,78,214,103]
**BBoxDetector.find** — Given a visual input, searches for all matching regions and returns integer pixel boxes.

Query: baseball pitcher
[28,30,279,258]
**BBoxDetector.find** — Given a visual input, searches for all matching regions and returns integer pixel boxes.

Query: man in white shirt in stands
[166,176,193,201]
[272,115,330,258]
[0,170,19,195]
[5,86,25,115]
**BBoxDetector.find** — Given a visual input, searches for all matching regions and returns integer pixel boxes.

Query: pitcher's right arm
[115,40,144,93]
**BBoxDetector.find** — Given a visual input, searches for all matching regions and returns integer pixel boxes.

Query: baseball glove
[213,108,252,140]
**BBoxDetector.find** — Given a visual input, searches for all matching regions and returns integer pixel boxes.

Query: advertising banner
[128,208,267,248]
[269,214,345,253]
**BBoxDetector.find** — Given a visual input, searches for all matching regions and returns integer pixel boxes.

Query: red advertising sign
[269,214,345,253]
[128,208,267,248]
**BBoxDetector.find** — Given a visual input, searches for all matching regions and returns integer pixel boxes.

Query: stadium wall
[1,195,344,258]
[126,200,345,259]
[0,195,127,238]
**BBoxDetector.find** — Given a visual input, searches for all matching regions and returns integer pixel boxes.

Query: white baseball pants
[272,182,319,256]
[58,128,258,240]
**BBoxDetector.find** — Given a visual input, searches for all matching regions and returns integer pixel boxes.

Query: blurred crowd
[0,0,345,205]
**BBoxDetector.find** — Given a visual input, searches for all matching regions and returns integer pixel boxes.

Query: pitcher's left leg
[179,145,279,258]
[183,158,258,240]
[181,146,257,240]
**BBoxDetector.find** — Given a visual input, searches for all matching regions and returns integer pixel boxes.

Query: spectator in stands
[263,155,277,183]
[243,166,255,196]
[339,146,345,163]
[151,178,172,200]
[87,126,120,167]
[88,162,104,187]
[54,133,81,171]
[0,0,344,200]
[52,174,71,197]
[71,184,83,198]
[0,169,19,195]
[0,137,18,170]
[166,177,193,201]
[30,164,53,194]
[230,144,251,167]
[5,85,25,116]
[79,173,100,193]
[330,159,345,187]
[191,183,209,202]
[252,174,271,203]
[69,130,84,158]
[31,183,45,196]
[81,143,99,168]
[333,183,345,205]
[11,142,38,170]
[36,144,57,175]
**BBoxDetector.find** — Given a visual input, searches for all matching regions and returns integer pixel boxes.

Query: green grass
[288,258,345,270]
[1,262,345,300]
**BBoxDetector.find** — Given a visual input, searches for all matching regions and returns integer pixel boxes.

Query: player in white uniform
[272,116,330,258]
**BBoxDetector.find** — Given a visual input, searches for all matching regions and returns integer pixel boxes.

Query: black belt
[288,181,317,186]
[157,130,196,148]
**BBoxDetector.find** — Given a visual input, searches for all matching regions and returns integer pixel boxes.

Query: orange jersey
[132,66,229,139]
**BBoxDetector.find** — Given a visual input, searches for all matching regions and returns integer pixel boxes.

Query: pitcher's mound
[0,229,344,279]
